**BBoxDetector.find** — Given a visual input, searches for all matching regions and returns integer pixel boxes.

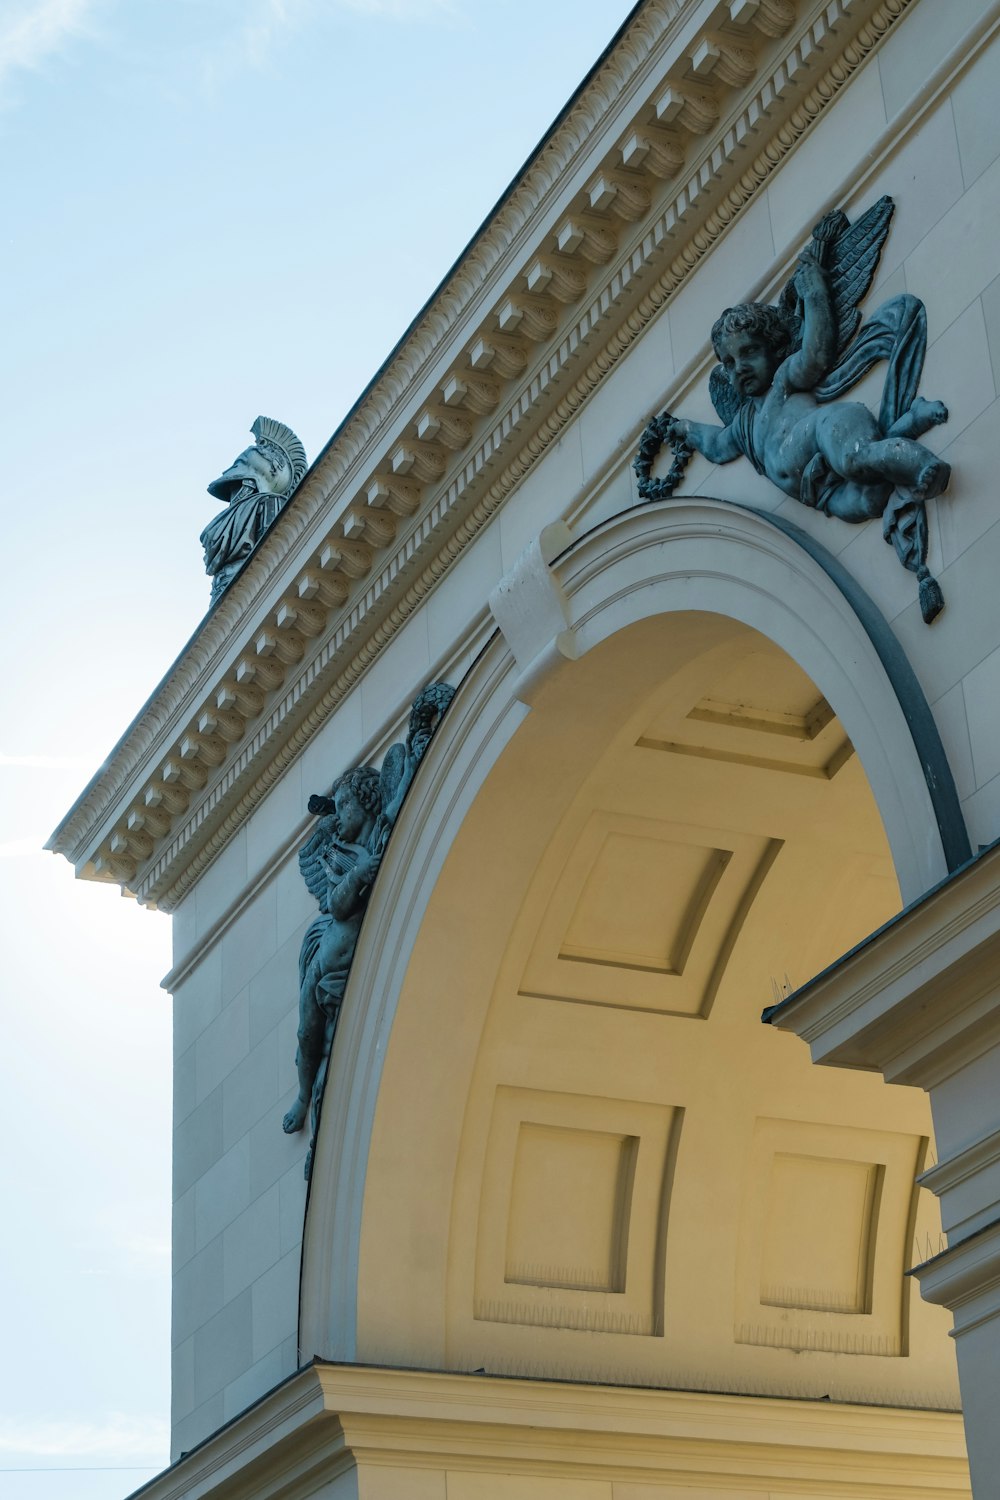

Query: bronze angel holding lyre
[283,681,455,1176]
[634,197,951,621]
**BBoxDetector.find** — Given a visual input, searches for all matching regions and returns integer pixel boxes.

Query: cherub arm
[326,844,380,918]
[781,247,838,391]
[665,416,741,465]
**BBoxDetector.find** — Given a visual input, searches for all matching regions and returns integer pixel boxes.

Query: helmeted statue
[201,416,307,603]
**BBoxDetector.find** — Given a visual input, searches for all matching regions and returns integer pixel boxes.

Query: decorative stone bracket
[489,523,578,705]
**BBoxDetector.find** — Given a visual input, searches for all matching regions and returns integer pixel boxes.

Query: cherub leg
[817,404,950,506]
[308,1008,341,1138]
[282,979,324,1133]
[820,479,891,523]
[888,398,948,441]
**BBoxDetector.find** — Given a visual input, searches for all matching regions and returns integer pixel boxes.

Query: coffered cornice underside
[50,0,922,910]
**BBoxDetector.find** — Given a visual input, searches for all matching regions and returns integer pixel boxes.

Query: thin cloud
[0,1413,168,1458]
[0,752,97,769]
[0,0,100,91]
[197,0,458,96]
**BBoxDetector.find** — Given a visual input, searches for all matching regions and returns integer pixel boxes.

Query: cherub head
[332,766,381,844]
[711,303,797,399]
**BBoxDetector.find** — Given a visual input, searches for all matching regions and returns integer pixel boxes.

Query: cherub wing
[298,815,338,908]
[821,195,895,359]
[379,742,407,818]
[709,364,741,426]
[776,197,895,360]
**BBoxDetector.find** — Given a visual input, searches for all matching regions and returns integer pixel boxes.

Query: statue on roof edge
[201,416,307,604]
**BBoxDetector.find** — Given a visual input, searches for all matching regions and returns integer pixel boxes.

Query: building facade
[51,0,1000,1494]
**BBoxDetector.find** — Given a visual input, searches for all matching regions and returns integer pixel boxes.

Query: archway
[301,500,963,1414]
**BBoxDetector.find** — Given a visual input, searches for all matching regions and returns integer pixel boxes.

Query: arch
[300,497,964,1404]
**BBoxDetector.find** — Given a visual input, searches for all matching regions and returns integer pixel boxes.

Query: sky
[0,2,637,1496]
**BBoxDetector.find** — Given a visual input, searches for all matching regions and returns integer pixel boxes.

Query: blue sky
[0,2,635,1496]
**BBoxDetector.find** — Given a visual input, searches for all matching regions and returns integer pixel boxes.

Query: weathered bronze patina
[283,682,455,1176]
[634,199,950,622]
[202,416,307,603]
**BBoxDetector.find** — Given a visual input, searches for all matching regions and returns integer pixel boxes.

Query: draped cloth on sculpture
[200,491,287,601]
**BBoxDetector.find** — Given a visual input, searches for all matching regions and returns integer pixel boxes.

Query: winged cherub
[648,199,951,620]
[283,682,455,1175]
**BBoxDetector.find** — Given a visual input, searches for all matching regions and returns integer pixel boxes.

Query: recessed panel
[735,1118,924,1357]
[760,1153,882,1313]
[505,1124,637,1291]
[520,810,779,1015]
[640,646,854,778]
[559,834,728,974]
[474,1087,679,1335]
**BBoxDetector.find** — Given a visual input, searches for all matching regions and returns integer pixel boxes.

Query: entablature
[48,0,930,910]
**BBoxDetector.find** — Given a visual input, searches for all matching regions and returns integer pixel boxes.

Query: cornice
[766,841,1000,1087]
[919,1125,1000,1202]
[48,0,939,911]
[912,1217,1000,1336]
[135,1363,968,1500]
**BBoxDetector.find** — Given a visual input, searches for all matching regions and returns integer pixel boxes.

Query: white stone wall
[167,0,1000,1456]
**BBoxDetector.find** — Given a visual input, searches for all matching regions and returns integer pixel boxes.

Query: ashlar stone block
[173,1087,223,1202]
[932,680,976,806]
[937,399,1000,573]
[193,1287,253,1406]
[245,759,303,884]
[221,890,277,1002]
[194,1134,251,1252]
[251,1245,301,1364]
[195,987,249,1108]
[222,1184,281,1302]
[876,0,964,122]
[222,1027,279,1152]
[767,64,886,256]
[172,943,223,1060]
[951,24,1000,187]
[173,1235,224,1346]
[249,928,302,1049]
[906,151,1000,340]
[963,642,1000,791]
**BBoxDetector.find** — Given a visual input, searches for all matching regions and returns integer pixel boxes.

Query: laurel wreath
[632,412,692,500]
